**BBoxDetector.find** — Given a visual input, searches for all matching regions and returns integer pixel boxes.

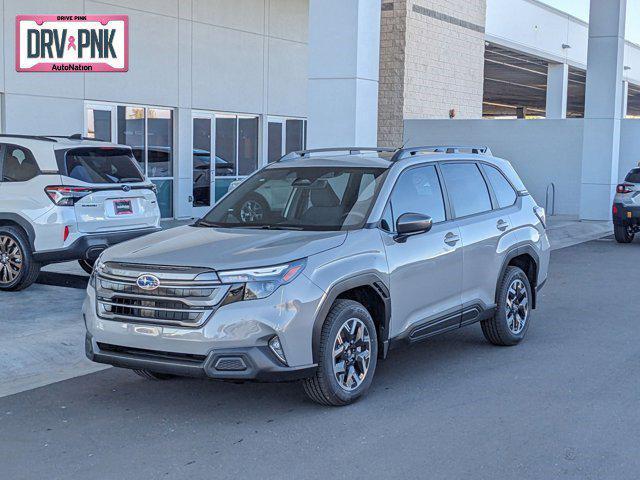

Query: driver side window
[390,165,446,227]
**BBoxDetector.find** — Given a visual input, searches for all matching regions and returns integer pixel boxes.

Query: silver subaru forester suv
[84,146,550,406]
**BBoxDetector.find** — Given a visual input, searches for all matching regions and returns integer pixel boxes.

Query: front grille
[96,262,229,327]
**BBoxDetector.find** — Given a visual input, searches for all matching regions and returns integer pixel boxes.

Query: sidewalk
[545,215,612,251]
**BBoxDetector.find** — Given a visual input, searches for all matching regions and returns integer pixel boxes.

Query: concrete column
[545,63,569,119]
[307,0,382,148]
[622,80,629,118]
[579,0,627,220]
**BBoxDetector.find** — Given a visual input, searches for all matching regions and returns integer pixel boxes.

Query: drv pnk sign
[16,15,128,72]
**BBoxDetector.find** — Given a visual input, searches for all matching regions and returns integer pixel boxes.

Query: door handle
[444,232,460,246]
[497,219,509,231]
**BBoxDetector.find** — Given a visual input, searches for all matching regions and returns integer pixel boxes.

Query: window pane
[215,116,237,176]
[152,179,173,218]
[87,109,111,142]
[238,117,258,175]
[147,108,173,178]
[482,164,516,208]
[64,148,143,184]
[2,145,39,182]
[440,163,492,217]
[215,177,236,202]
[117,106,145,171]
[391,165,446,224]
[268,122,283,163]
[285,119,304,153]
[193,118,211,207]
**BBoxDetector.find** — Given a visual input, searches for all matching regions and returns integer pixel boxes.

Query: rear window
[63,148,144,184]
[625,168,640,184]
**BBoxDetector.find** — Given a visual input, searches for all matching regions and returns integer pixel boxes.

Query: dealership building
[1,0,637,220]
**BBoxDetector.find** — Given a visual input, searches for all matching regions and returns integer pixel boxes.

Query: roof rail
[0,134,58,143]
[391,145,492,161]
[279,147,396,162]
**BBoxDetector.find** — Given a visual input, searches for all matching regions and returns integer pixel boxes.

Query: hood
[101,225,347,270]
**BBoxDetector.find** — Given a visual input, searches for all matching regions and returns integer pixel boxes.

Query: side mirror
[395,213,433,241]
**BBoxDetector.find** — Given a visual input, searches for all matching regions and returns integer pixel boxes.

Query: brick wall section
[378,0,408,147]
[377,0,487,146]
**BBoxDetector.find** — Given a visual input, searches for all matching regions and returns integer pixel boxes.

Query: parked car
[0,134,161,291]
[612,167,640,243]
[83,145,550,406]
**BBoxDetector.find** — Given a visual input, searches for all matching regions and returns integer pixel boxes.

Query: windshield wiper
[231,224,304,231]
[194,220,226,228]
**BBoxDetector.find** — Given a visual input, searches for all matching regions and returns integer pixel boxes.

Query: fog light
[269,336,287,365]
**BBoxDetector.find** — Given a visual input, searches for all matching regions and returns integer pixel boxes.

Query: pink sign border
[15,14,129,72]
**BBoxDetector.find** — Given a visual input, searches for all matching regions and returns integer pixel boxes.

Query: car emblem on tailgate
[122,185,131,192]
[137,274,160,290]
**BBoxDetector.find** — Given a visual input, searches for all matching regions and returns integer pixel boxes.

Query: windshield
[200,166,388,231]
[63,148,144,184]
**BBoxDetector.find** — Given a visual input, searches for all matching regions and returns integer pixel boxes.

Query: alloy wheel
[505,278,529,334]
[0,235,23,285]
[240,200,264,223]
[332,318,372,391]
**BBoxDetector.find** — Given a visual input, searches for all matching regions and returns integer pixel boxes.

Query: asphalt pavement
[1,237,639,479]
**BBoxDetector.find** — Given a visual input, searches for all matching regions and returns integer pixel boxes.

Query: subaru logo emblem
[137,274,160,291]
[122,185,131,192]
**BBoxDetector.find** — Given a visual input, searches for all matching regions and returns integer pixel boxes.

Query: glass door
[191,113,215,217]
[85,104,116,142]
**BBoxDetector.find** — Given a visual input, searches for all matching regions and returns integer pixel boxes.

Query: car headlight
[89,254,107,289]
[218,259,306,303]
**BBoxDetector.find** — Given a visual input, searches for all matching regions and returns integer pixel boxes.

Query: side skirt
[388,303,496,351]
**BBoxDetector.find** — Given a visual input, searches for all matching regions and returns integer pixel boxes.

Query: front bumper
[85,333,316,382]
[83,271,325,380]
[33,226,162,264]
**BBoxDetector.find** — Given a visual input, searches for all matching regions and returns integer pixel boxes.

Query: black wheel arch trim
[311,273,391,363]
[497,244,540,309]
[0,213,36,250]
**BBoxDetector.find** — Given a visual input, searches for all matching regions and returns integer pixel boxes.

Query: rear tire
[481,266,532,346]
[614,224,635,243]
[78,259,95,275]
[0,225,41,291]
[302,299,378,406]
[132,369,175,380]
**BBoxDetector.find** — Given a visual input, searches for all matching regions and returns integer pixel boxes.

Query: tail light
[616,183,634,194]
[45,186,93,206]
[534,206,546,228]
[63,225,70,242]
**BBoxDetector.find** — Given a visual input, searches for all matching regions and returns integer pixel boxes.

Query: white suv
[0,134,161,291]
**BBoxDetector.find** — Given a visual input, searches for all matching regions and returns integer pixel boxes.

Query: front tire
[0,226,41,291]
[302,299,378,406]
[481,266,532,346]
[614,224,635,243]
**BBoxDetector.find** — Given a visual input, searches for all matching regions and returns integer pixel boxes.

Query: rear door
[439,161,518,316]
[60,147,160,233]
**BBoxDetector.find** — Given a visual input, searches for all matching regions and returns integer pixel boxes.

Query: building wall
[403,118,584,216]
[0,0,309,218]
[378,0,407,147]
[378,0,486,146]
[404,0,486,120]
